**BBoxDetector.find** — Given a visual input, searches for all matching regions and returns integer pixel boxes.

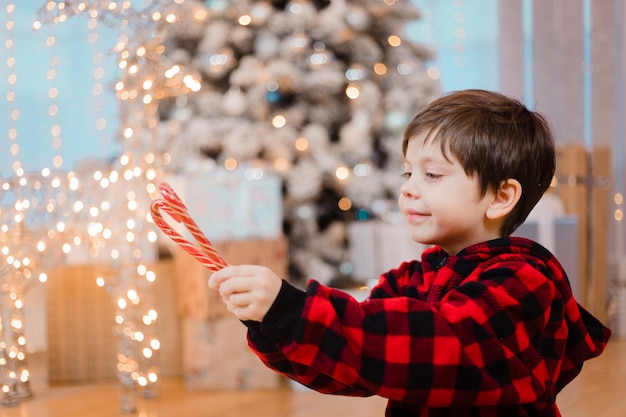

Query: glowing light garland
[0,2,33,406]
[0,3,81,406]
[4,2,20,178]
[33,0,203,412]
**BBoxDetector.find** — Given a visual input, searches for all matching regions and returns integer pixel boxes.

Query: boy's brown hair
[402,89,556,237]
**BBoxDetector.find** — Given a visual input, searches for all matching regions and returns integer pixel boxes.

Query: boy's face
[398,133,501,255]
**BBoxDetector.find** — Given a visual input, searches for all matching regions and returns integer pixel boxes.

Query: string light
[88,15,111,149]
[4,1,206,412]
[615,193,624,222]
[44,36,61,170]
[452,0,467,70]
[411,2,439,81]
[345,83,360,100]
[0,2,33,406]
[34,1,203,412]
[5,2,22,178]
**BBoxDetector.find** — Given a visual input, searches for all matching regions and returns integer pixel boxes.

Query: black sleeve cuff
[258,279,306,339]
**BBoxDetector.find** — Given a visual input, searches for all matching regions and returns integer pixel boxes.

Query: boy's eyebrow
[406,154,452,165]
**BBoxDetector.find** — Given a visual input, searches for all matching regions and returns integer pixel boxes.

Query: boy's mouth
[405,209,429,222]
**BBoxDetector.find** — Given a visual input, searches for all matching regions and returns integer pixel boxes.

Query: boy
[209,89,611,416]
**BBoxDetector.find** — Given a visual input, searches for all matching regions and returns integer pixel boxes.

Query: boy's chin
[408,232,433,246]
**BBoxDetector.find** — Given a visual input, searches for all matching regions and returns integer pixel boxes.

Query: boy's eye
[425,172,442,180]
[401,172,411,179]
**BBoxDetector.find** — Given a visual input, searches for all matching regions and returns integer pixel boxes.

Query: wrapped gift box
[182,315,282,390]
[46,265,117,382]
[348,220,426,284]
[174,238,288,390]
[613,285,626,338]
[46,260,182,382]
[164,163,283,244]
[46,237,287,388]
[610,260,626,339]
[174,238,288,320]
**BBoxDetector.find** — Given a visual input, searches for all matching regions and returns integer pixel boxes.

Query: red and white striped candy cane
[150,182,228,272]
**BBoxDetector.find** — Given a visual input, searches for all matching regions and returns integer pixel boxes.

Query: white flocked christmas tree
[158,0,440,285]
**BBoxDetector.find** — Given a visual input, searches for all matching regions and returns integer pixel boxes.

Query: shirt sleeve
[247,261,565,407]
[245,279,374,397]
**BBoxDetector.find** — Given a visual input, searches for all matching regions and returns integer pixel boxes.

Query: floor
[0,338,624,417]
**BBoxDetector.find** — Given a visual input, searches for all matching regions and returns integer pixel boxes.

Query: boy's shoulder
[451,237,568,290]
[385,237,556,277]
[458,237,558,268]
[373,237,562,301]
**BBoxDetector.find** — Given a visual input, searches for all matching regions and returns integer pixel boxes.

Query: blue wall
[408,0,500,93]
[0,0,120,175]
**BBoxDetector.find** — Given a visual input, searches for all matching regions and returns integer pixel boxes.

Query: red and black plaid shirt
[245,237,611,417]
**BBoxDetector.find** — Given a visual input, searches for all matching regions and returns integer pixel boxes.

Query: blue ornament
[266,90,282,104]
[355,208,371,221]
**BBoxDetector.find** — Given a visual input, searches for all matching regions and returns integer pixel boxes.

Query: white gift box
[610,283,626,338]
[611,260,626,338]
[162,164,283,243]
[348,220,426,284]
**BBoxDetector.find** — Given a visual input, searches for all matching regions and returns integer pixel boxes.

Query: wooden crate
[46,260,182,382]
[47,237,289,389]
[46,265,117,382]
[173,238,288,390]
[174,238,288,320]
[556,145,611,322]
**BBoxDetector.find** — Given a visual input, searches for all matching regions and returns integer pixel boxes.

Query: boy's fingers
[209,265,256,287]
[217,276,255,301]
[208,272,223,289]
[208,266,239,288]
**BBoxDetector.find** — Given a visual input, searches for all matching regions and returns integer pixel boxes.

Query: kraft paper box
[47,238,287,386]
[174,238,288,390]
[182,315,281,390]
[46,261,182,382]
[174,238,288,320]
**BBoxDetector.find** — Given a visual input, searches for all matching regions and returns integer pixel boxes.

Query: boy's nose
[400,180,419,198]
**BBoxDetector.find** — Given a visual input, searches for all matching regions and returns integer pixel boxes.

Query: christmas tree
[158,0,440,285]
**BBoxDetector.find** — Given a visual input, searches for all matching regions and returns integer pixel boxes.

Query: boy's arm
[209,264,375,396]
[243,279,375,396]
[243,261,608,408]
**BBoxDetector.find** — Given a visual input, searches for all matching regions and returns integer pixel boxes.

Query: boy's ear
[486,179,522,220]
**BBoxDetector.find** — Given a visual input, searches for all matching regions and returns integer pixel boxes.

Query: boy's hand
[208,265,282,322]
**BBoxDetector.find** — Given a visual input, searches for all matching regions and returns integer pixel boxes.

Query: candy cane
[150,182,228,272]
